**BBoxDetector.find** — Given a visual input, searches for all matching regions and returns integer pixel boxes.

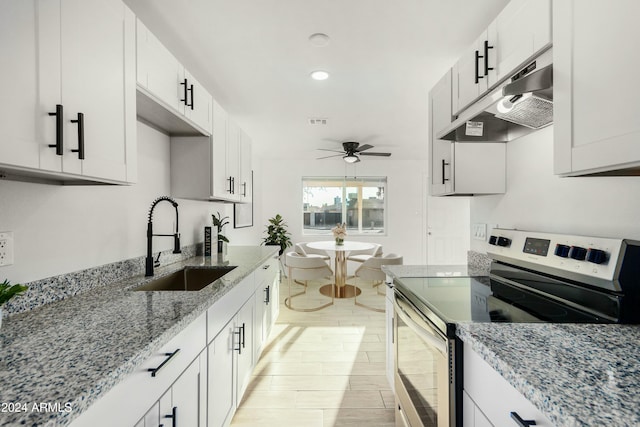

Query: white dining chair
[294,242,331,260]
[353,253,403,312]
[284,251,334,312]
[346,243,383,264]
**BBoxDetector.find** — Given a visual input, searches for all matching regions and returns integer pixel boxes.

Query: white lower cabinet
[463,341,554,427]
[208,318,236,427]
[385,282,394,392]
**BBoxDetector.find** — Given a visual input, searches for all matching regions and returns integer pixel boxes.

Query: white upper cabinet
[430,71,455,196]
[452,0,551,116]
[170,100,253,203]
[0,0,137,184]
[136,18,212,136]
[554,0,640,176]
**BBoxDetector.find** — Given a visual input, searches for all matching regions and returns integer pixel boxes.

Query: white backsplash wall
[470,125,640,253]
[0,121,256,284]
[258,156,427,265]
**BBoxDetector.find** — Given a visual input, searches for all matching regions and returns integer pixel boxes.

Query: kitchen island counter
[0,246,277,426]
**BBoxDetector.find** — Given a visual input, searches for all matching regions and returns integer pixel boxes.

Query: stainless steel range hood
[438,49,553,142]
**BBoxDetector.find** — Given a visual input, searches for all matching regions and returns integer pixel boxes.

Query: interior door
[427,196,470,265]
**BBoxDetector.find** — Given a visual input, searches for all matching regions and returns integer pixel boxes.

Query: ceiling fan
[317,141,392,163]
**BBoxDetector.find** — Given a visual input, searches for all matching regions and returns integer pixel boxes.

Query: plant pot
[217,240,225,253]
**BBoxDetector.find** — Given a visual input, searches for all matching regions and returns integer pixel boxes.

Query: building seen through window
[302,177,387,235]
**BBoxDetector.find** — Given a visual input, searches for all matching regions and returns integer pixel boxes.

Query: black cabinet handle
[163,406,177,427]
[510,412,537,427]
[227,176,233,194]
[264,285,270,304]
[441,159,450,184]
[474,50,484,84]
[70,112,85,160]
[241,322,246,349]
[231,177,235,194]
[48,104,63,155]
[180,78,188,106]
[242,182,247,197]
[234,326,243,354]
[484,40,494,76]
[147,349,180,377]
[188,84,194,110]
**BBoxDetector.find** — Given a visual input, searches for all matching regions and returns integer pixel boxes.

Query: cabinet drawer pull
[48,104,63,155]
[510,411,537,427]
[70,112,85,160]
[227,176,233,194]
[484,40,494,76]
[264,285,270,304]
[188,84,194,110]
[163,406,177,427]
[147,349,180,377]
[242,182,247,197]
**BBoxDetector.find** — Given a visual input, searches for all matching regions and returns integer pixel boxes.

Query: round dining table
[306,241,375,298]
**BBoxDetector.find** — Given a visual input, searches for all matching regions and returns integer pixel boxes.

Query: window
[302,176,387,235]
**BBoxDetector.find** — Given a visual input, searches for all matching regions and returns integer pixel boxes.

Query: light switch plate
[472,223,487,241]
[0,231,14,266]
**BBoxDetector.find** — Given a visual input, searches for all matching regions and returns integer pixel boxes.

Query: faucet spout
[145,196,181,277]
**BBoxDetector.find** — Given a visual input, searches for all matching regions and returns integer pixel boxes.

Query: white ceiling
[124,0,509,161]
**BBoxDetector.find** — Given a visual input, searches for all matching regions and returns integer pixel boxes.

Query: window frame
[302,176,388,237]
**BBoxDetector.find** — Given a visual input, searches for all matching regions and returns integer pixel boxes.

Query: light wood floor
[231,277,395,427]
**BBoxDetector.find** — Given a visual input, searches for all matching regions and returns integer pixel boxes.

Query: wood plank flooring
[231,277,394,427]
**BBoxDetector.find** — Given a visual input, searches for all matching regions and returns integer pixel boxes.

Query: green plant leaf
[0,279,28,306]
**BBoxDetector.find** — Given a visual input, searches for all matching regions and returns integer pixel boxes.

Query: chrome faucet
[146,196,181,277]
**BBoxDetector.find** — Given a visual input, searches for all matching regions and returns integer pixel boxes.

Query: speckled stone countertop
[457,323,640,427]
[0,246,277,427]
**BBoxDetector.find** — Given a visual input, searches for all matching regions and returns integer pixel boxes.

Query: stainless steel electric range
[392,229,640,427]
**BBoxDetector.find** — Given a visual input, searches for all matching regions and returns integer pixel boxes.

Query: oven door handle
[395,298,448,355]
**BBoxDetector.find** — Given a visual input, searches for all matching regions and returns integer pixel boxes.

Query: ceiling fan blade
[316,148,344,153]
[316,154,344,160]
[355,144,374,152]
[359,152,391,157]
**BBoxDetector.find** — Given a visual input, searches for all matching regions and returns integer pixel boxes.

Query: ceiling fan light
[310,70,330,81]
[343,154,360,163]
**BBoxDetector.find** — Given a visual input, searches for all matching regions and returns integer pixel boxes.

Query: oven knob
[569,246,587,261]
[497,237,511,247]
[554,244,571,258]
[587,248,607,264]
[488,235,498,245]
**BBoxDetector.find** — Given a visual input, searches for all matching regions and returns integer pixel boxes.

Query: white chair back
[285,252,333,281]
[355,253,403,282]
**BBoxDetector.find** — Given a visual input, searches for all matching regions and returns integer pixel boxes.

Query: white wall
[258,157,427,264]
[470,125,640,252]
[0,122,259,284]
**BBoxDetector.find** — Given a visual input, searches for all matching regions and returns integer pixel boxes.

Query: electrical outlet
[0,231,14,266]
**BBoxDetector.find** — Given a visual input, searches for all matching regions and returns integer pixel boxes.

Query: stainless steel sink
[133,266,237,291]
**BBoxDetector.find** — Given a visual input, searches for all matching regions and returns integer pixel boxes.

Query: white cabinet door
[385,284,394,392]
[554,0,640,176]
[212,99,231,200]
[136,18,185,115]
[0,0,135,184]
[60,0,134,182]
[487,0,551,86]
[235,298,254,403]
[184,70,213,134]
[270,271,280,326]
[464,342,554,427]
[452,33,487,115]
[239,129,252,202]
[429,70,454,196]
[171,354,203,426]
[208,320,236,427]
[254,282,267,358]
[0,1,56,171]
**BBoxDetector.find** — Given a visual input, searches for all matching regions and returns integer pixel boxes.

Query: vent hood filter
[494,94,553,129]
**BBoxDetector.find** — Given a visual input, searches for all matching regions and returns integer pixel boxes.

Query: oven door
[394,291,454,427]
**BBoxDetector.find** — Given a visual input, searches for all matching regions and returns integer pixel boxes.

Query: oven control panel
[486,229,623,281]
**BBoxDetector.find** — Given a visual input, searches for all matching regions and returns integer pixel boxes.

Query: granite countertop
[458,322,640,427]
[0,246,277,427]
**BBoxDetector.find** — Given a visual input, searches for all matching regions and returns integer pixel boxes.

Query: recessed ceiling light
[309,33,330,47]
[310,70,330,81]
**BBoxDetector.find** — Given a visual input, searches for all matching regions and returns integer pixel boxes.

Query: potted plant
[261,214,292,256]
[212,211,230,253]
[0,279,28,330]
